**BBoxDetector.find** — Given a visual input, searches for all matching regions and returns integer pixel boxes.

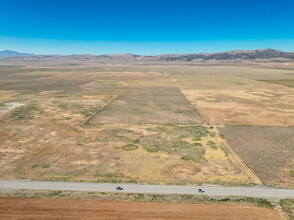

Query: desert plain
[0,58,293,219]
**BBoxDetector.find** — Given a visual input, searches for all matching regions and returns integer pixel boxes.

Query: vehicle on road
[198,189,205,193]
[116,187,124,190]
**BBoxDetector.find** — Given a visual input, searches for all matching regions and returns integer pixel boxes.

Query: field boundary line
[164,71,262,185]
[82,96,118,125]
[165,71,204,123]
[214,127,263,185]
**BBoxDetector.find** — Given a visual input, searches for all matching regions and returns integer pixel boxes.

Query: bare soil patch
[0,102,23,115]
[0,198,285,220]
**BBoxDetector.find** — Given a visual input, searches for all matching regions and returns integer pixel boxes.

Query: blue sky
[0,0,293,55]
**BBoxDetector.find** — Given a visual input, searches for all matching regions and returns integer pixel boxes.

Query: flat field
[0,63,293,187]
[0,198,285,220]
[168,65,294,126]
[0,65,254,185]
[219,125,294,188]
[166,64,294,188]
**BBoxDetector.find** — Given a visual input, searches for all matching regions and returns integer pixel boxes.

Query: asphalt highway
[0,180,293,199]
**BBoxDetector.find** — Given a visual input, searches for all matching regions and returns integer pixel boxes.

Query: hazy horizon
[1,44,293,56]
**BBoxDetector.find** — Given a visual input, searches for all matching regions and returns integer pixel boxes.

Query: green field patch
[207,141,215,145]
[280,199,294,220]
[191,143,203,147]
[9,103,43,120]
[122,144,138,151]
[141,125,207,163]
[257,79,294,88]
[209,145,218,150]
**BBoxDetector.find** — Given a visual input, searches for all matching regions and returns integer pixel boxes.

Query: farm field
[1,0,294,218]
[219,126,294,188]
[168,65,294,126]
[165,65,294,188]
[0,65,255,185]
[0,198,285,220]
[0,63,293,187]
[0,121,254,184]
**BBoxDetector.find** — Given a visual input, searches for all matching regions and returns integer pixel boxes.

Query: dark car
[116,186,124,190]
[198,188,205,193]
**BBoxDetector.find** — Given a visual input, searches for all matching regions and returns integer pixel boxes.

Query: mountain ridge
[0,50,34,57]
[1,49,294,61]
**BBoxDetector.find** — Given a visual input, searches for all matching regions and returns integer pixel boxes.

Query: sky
[0,0,293,55]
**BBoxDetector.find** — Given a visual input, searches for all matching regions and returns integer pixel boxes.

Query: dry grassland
[0,63,293,188]
[0,118,254,184]
[169,65,294,126]
[167,64,294,188]
[0,65,255,185]
[280,199,294,220]
[219,125,294,188]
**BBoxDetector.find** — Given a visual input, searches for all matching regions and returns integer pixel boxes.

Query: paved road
[0,180,293,200]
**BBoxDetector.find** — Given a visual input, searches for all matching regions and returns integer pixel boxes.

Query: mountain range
[1,49,294,61]
[0,50,34,57]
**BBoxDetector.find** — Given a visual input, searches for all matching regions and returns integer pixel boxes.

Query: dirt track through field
[0,198,285,220]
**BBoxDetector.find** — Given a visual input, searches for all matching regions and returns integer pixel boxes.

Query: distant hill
[202,49,294,60]
[0,50,34,57]
[0,49,293,61]
[152,49,294,61]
